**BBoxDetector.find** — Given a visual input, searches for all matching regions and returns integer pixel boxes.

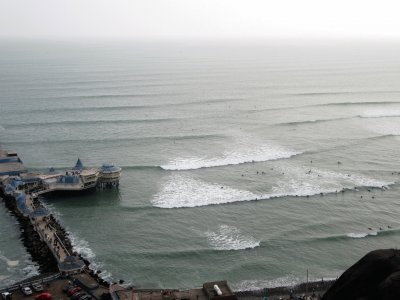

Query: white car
[1,292,12,300]
[21,287,33,296]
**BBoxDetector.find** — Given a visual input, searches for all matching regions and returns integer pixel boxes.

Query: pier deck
[31,212,69,262]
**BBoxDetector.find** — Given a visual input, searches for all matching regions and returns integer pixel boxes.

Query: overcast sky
[1,0,400,39]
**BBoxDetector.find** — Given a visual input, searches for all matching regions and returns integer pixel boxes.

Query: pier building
[34,159,100,196]
[98,163,122,188]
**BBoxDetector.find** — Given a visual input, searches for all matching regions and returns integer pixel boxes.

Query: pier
[0,150,121,276]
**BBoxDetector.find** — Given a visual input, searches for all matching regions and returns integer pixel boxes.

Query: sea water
[1,39,400,289]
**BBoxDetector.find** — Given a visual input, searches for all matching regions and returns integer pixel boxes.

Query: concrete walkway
[27,195,69,262]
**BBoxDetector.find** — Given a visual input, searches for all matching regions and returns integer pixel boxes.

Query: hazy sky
[1,0,400,39]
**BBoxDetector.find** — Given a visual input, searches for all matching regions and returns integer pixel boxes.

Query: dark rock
[323,249,400,300]
[378,271,400,300]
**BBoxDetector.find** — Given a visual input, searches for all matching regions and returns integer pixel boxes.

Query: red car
[67,287,82,297]
[35,293,52,300]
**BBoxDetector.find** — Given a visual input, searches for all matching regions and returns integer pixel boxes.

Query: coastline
[0,271,335,300]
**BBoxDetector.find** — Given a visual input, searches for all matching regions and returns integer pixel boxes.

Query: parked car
[1,292,12,300]
[21,287,33,296]
[67,287,81,297]
[35,293,52,300]
[71,292,85,300]
[32,283,44,292]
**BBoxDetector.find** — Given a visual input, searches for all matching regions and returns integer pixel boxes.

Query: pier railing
[33,216,71,263]
[0,273,61,293]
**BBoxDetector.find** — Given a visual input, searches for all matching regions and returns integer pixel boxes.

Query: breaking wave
[68,232,113,282]
[205,225,260,251]
[269,165,392,198]
[22,264,40,277]
[68,233,96,261]
[346,232,378,239]
[161,144,301,170]
[152,175,258,208]
[152,167,392,208]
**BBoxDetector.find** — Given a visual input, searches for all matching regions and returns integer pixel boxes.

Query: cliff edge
[323,249,400,300]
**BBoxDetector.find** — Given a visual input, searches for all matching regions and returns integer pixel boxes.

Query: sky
[1,0,400,39]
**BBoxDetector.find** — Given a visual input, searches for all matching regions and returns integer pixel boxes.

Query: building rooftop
[0,162,27,176]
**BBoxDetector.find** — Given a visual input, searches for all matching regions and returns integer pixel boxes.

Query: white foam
[68,232,96,260]
[271,165,392,198]
[152,175,259,208]
[161,143,300,170]
[68,232,113,282]
[22,264,40,277]
[346,232,378,239]
[359,109,400,118]
[0,255,19,267]
[205,225,260,251]
[346,233,368,239]
[153,166,392,208]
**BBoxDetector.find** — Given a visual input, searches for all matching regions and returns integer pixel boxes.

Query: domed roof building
[98,163,122,188]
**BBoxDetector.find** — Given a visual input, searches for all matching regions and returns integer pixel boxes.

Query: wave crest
[205,225,260,251]
[161,144,301,170]
[152,167,392,208]
[359,109,400,119]
[152,175,258,208]
[346,232,378,239]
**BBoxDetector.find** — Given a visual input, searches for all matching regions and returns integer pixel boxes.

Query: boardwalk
[27,194,70,262]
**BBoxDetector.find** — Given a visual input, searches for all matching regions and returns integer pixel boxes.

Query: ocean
[0,39,400,290]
